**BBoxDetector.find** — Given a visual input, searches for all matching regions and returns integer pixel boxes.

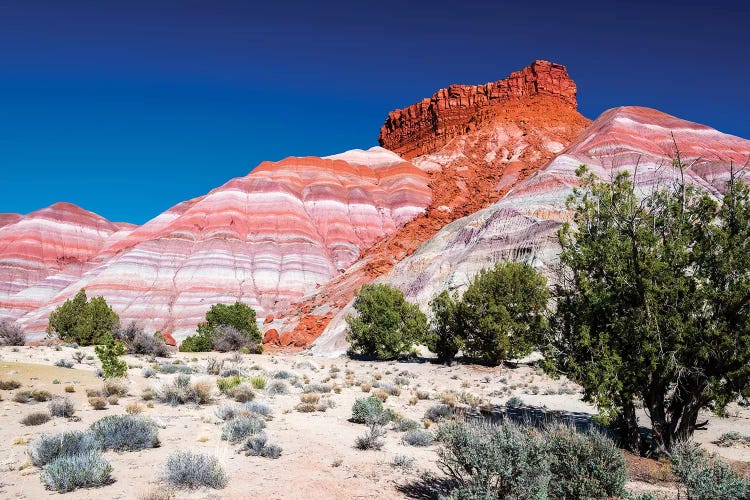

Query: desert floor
[0,345,748,499]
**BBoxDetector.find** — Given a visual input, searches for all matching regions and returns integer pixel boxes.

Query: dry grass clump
[21,411,52,426]
[373,389,389,402]
[300,393,320,404]
[361,383,372,392]
[64,385,75,393]
[440,390,457,407]
[126,402,144,415]
[102,379,129,397]
[106,395,120,405]
[296,403,317,412]
[155,375,213,405]
[88,397,108,410]
[0,379,22,390]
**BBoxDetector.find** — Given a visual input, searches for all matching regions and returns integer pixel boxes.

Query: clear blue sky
[1,0,747,224]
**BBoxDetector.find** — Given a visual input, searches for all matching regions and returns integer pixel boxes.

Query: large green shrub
[459,261,549,365]
[180,302,261,352]
[345,284,427,360]
[545,165,750,453]
[46,289,119,346]
[425,290,463,363]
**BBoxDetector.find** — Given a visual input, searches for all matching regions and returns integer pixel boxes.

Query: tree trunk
[615,400,642,454]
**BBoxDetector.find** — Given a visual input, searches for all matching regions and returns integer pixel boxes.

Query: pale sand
[0,345,747,499]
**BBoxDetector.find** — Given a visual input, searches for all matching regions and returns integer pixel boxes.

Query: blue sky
[1,0,748,224]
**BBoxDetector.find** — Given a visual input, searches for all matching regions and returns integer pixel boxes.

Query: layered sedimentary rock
[379,60,578,159]
[0,203,126,309]
[8,149,431,340]
[311,106,750,355]
[267,62,589,348]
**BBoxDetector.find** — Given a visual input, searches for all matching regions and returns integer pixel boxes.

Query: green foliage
[179,302,262,352]
[46,289,119,346]
[425,290,463,363]
[671,441,749,499]
[436,420,550,499]
[351,396,384,424]
[546,426,626,499]
[460,262,549,365]
[545,164,750,453]
[94,333,127,379]
[346,283,428,360]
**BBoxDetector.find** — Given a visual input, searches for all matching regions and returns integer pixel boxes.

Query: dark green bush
[46,289,119,346]
[345,283,427,360]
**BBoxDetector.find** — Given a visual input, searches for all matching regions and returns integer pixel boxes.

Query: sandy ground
[0,345,748,499]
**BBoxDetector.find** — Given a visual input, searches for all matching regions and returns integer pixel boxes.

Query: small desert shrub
[440,390,457,407]
[403,429,434,447]
[206,357,224,375]
[54,359,74,369]
[126,402,144,415]
[14,390,32,403]
[296,402,317,412]
[391,454,415,469]
[266,380,289,395]
[273,370,297,380]
[671,441,750,499]
[394,418,421,432]
[0,379,21,390]
[546,426,626,499]
[294,360,317,371]
[102,378,129,397]
[162,451,227,490]
[31,389,53,401]
[250,376,267,389]
[215,403,248,421]
[375,382,401,396]
[715,431,750,447]
[0,319,25,346]
[64,385,75,393]
[373,390,390,402]
[416,390,430,400]
[361,383,372,392]
[354,413,389,450]
[138,485,176,500]
[106,395,120,405]
[158,362,193,374]
[221,414,266,443]
[28,430,101,466]
[506,395,524,407]
[156,375,213,405]
[49,397,75,417]
[245,401,272,416]
[303,383,332,394]
[351,397,385,424]
[41,451,113,492]
[242,433,282,459]
[141,389,155,401]
[394,376,411,386]
[300,393,321,404]
[90,414,160,451]
[216,375,246,393]
[88,396,108,410]
[114,322,171,357]
[424,403,453,422]
[213,324,261,353]
[142,367,157,378]
[436,420,550,499]
[228,383,255,403]
[21,411,52,426]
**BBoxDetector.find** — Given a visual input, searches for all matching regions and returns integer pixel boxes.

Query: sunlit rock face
[1,149,431,341]
[267,61,590,349]
[310,106,750,356]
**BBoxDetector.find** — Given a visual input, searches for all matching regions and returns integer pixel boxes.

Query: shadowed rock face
[310,106,750,356]
[1,149,431,341]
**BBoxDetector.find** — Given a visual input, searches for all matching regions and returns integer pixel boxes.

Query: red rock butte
[379,60,578,159]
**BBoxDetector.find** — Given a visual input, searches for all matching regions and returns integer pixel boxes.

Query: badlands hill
[0,60,589,345]
[312,105,750,354]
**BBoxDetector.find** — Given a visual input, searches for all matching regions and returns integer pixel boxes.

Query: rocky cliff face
[379,60,578,159]
[3,149,431,341]
[310,106,750,355]
[266,62,589,348]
